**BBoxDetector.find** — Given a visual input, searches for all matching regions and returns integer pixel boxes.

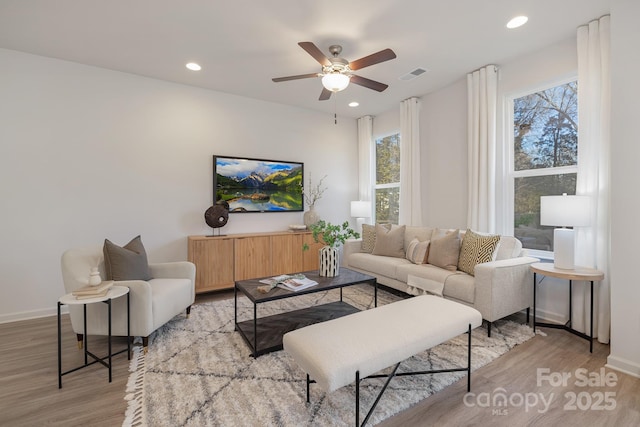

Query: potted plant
[306,220,360,277]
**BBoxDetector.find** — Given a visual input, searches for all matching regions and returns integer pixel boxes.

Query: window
[374,133,400,224]
[508,80,578,255]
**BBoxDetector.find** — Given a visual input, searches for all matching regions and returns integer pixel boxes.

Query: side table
[531,262,604,353]
[57,285,130,388]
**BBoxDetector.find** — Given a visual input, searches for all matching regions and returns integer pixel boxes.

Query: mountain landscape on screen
[213,156,303,212]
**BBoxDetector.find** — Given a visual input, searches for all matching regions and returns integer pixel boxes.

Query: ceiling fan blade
[319,88,332,101]
[350,75,389,92]
[349,48,397,71]
[272,73,319,82]
[298,42,331,66]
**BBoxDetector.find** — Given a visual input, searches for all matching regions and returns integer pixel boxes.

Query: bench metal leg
[467,323,472,392]
[355,370,359,426]
[358,362,401,427]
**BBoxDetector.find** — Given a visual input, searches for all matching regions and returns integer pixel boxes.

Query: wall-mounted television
[213,155,304,213]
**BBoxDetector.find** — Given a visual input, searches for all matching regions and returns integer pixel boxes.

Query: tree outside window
[511,81,578,253]
[375,133,400,224]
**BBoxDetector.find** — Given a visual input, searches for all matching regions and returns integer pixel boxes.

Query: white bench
[283,295,483,426]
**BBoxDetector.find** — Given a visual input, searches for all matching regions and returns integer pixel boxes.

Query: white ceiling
[0,0,611,119]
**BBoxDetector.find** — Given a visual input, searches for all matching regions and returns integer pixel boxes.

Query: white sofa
[343,226,538,335]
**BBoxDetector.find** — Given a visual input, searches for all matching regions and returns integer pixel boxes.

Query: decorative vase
[88,267,102,286]
[303,206,319,228]
[319,246,340,277]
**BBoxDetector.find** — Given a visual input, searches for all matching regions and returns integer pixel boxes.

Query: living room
[1,0,639,425]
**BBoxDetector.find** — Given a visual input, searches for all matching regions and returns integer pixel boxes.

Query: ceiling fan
[272,42,397,101]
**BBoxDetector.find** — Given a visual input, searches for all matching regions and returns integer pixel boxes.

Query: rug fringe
[123,346,146,427]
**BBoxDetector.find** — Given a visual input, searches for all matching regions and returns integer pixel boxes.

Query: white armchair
[61,246,195,352]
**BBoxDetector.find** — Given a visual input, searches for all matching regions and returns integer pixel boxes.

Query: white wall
[0,48,357,322]
[420,79,468,228]
[608,0,640,377]
[372,108,399,139]
[372,84,468,229]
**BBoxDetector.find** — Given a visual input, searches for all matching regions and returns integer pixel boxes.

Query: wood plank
[271,234,296,276]
[188,236,234,292]
[234,235,271,280]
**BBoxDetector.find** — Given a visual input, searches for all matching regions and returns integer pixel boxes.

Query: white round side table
[57,285,130,388]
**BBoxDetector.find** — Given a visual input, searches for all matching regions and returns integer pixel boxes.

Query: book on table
[258,274,318,292]
[72,280,114,298]
[74,290,110,299]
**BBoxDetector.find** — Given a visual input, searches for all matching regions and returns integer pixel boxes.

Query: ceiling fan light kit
[273,41,396,101]
[322,73,350,92]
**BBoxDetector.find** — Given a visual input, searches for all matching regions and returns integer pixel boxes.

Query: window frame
[504,75,578,259]
[373,131,401,224]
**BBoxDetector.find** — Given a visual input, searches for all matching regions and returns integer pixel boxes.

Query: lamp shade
[540,194,590,227]
[350,201,371,218]
[322,73,350,92]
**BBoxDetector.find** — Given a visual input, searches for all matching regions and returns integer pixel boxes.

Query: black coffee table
[234,267,377,357]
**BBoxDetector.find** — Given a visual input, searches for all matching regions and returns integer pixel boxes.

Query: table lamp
[540,194,590,270]
[350,201,371,233]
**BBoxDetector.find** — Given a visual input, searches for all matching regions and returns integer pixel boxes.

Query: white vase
[303,206,319,228]
[88,267,102,286]
[319,246,339,277]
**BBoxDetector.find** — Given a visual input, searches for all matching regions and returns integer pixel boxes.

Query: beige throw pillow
[427,229,461,271]
[457,230,501,276]
[405,238,430,264]
[372,224,406,258]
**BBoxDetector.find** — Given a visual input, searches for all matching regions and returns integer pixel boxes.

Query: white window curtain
[574,15,611,344]
[356,115,373,203]
[466,65,497,233]
[399,97,422,226]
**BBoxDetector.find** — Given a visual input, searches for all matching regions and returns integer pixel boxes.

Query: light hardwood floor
[1,290,638,426]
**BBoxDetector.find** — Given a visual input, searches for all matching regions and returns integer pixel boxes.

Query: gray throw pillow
[372,224,406,258]
[427,229,461,271]
[103,235,153,281]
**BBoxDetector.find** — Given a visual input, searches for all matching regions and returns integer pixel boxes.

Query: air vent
[399,67,429,81]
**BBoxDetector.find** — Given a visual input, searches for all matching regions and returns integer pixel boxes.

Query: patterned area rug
[123,285,534,426]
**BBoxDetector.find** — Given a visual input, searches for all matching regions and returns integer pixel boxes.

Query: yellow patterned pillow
[361,223,391,253]
[457,230,501,276]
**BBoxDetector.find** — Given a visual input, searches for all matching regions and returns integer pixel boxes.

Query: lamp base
[553,228,575,270]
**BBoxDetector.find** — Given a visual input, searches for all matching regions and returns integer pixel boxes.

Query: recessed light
[348,102,359,107]
[506,15,528,29]
[186,62,202,71]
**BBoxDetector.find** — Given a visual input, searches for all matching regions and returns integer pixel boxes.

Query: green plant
[307,220,360,248]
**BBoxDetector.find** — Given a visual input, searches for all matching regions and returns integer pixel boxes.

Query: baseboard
[0,306,66,324]
[534,307,567,324]
[606,355,640,379]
